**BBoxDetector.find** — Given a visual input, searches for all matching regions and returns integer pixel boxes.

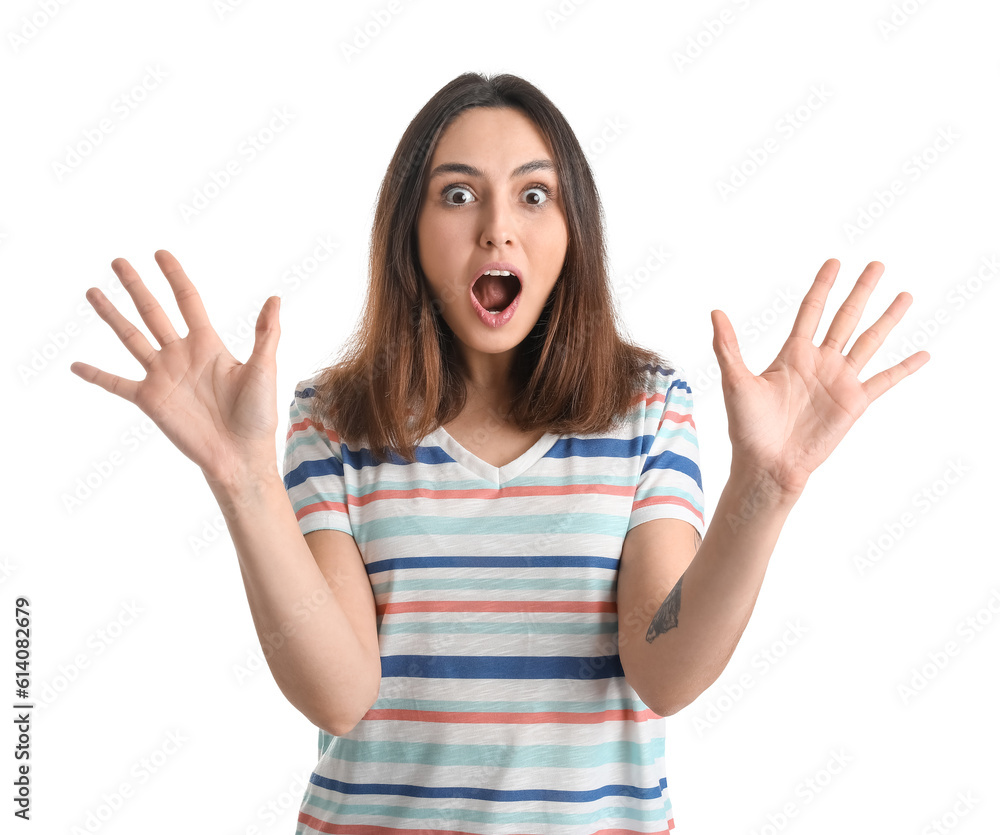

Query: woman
[71,72,928,833]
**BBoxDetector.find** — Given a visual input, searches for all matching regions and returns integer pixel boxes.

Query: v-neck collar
[427,425,561,486]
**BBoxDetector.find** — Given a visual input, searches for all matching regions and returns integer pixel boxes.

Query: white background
[3,0,998,833]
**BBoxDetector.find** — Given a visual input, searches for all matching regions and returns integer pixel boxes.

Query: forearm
[206,463,379,735]
[646,464,800,715]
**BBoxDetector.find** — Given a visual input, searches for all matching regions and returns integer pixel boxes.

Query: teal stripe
[284,433,340,460]
[370,577,615,594]
[378,621,618,636]
[633,485,703,508]
[303,795,671,827]
[653,425,699,446]
[292,470,642,496]
[323,737,663,769]
[288,491,347,515]
[356,513,627,541]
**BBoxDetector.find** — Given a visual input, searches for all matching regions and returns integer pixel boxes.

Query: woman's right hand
[70,250,282,486]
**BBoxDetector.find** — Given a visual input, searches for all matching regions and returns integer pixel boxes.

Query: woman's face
[416,107,569,388]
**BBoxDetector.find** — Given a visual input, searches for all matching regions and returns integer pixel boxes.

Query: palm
[70,250,281,483]
[711,260,930,496]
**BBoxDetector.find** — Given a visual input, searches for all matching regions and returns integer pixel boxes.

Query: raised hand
[70,250,281,485]
[709,259,930,497]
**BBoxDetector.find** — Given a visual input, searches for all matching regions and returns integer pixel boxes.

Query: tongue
[474,274,518,310]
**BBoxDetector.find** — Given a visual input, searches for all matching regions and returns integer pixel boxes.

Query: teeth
[482,269,513,277]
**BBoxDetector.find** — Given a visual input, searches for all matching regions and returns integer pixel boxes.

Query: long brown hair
[310,72,664,463]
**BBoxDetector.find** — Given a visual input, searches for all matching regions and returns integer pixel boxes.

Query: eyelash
[439,182,553,209]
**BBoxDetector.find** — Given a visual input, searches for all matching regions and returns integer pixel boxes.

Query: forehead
[427,107,555,172]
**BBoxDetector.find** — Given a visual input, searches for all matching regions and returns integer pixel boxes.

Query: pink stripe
[352,483,635,505]
[631,495,704,525]
[295,499,348,521]
[661,409,695,429]
[288,416,339,443]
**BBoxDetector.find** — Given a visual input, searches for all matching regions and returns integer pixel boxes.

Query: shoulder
[638,359,694,409]
[290,374,322,404]
[285,375,343,450]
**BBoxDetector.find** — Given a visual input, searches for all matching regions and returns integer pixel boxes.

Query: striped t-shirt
[281,362,706,835]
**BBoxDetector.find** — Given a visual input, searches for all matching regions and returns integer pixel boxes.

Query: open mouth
[472,270,521,314]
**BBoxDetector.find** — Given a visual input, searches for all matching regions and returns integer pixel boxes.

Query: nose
[479,194,514,249]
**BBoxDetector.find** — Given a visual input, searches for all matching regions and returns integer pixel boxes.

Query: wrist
[203,458,282,518]
[727,458,804,510]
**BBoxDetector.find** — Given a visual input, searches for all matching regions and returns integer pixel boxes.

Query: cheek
[529,215,569,263]
[420,212,464,259]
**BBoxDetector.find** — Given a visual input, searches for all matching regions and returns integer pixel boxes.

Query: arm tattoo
[644,528,701,643]
[646,573,683,642]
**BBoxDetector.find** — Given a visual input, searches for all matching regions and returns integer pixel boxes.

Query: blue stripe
[366,553,620,574]
[380,654,624,680]
[641,448,703,490]
[283,455,343,490]
[308,773,669,803]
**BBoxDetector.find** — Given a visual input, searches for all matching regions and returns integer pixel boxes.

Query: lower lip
[470,282,521,328]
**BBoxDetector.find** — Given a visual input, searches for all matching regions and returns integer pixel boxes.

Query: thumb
[710,309,751,385]
[248,295,281,367]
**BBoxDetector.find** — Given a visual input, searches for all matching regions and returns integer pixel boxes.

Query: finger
[69,360,141,403]
[844,291,913,371]
[84,286,158,369]
[861,350,930,404]
[153,249,213,333]
[788,259,841,341]
[711,309,753,385]
[821,261,884,353]
[111,257,180,348]
[248,296,281,367]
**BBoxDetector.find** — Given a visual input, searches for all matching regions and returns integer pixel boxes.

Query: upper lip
[472,261,523,286]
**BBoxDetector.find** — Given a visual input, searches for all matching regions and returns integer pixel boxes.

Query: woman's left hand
[710,259,930,498]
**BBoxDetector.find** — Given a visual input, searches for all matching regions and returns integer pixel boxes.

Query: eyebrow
[427,159,556,181]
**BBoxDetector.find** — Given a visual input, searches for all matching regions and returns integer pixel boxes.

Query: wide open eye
[523,185,551,206]
[442,186,475,206]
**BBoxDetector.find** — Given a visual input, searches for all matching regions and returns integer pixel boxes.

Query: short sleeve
[281,380,354,537]
[627,365,706,538]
